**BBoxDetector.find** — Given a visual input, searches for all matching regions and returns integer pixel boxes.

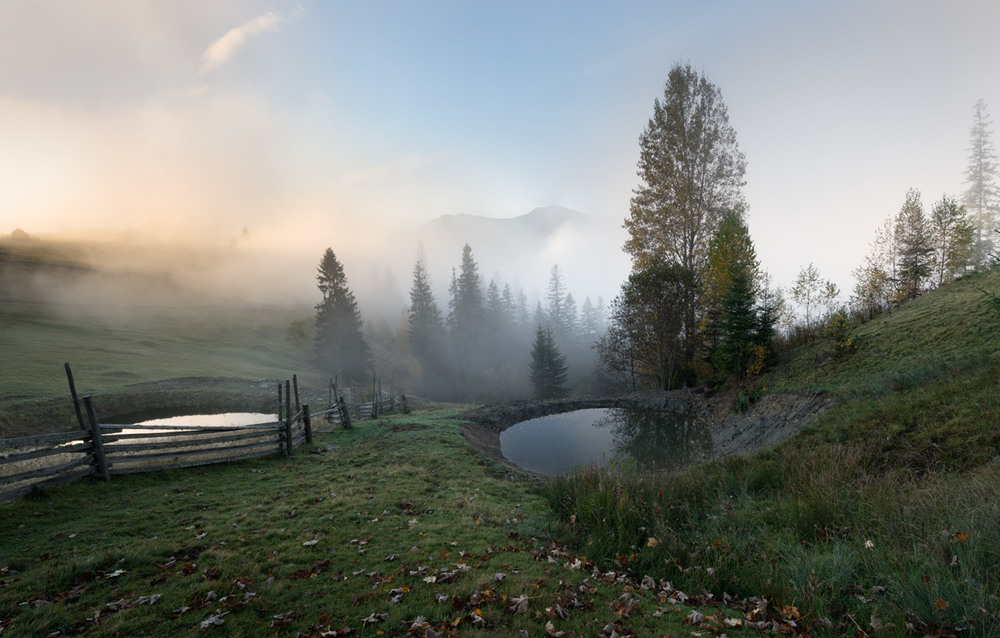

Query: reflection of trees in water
[593,408,713,473]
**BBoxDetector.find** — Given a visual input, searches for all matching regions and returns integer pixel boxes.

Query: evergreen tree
[894,188,932,301]
[702,209,758,356]
[314,247,372,382]
[580,296,600,342]
[703,210,774,377]
[563,292,578,344]
[545,264,568,339]
[449,244,484,336]
[407,243,446,384]
[963,99,999,266]
[623,62,747,368]
[529,326,570,399]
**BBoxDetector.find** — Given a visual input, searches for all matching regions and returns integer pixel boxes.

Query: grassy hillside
[543,268,1000,636]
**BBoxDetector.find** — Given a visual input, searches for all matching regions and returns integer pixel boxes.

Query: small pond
[104,411,276,428]
[499,408,713,475]
[133,412,276,427]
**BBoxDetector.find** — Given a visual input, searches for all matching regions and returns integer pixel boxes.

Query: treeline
[306,243,607,402]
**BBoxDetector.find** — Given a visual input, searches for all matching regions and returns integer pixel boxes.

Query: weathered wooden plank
[0,454,94,486]
[0,466,94,501]
[108,446,282,475]
[0,430,86,450]
[0,442,91,466]
[103,430,281,453]
[105,437,281,465]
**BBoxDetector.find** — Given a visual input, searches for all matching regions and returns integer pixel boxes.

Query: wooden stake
[64,362,87,431]
[82,396,110,481]
[293,374,301,413]
[303,405,313,445]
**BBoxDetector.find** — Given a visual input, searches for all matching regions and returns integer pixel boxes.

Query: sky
[2,0,999,304]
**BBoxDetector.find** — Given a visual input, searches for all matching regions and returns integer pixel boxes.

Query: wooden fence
[0,375,399,502]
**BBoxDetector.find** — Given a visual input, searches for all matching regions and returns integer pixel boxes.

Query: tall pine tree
[963,99,999,266]
[529,326,570,399]
[314,247,372,382]
[407,242,446,386]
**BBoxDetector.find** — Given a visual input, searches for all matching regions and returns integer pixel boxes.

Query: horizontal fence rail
[0,376,401,501]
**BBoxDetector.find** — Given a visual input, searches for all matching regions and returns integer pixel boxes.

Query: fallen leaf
[199,611,228,629]
[509,594,529,614]
[684,610,704,625]
[271,611,295,627]
[933,597,950,610]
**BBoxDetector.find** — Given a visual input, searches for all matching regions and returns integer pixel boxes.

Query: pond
[132,412,276,427]
[499,408,713,475]
[103,411,277,428]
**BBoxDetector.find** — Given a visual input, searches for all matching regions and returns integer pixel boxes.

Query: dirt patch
[457,389,833,474]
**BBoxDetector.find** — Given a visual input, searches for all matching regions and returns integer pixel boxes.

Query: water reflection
[594,408,713,474]
[499,408,712,475]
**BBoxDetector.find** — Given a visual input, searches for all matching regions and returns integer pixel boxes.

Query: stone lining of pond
[458,389,832,475]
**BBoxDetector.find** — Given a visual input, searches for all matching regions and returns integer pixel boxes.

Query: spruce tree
[314,247,372,382]
[407,243,446,384]
[963,99,999,266]
[529,326,570,399]
[894,188,932,301]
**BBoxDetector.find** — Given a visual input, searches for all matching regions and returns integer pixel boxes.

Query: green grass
[540,268,1000,636]
[1,410,757,636]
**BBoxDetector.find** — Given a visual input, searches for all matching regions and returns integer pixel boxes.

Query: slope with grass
[542,268,1000,636]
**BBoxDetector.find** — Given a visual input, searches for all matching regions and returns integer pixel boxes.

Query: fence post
[277,384,283,422]
[64,362,87,431]
[303,404,313,445]
[284,419,294,456]
[293,374,301,414]
[82,396,110,481]
[338,396,352,429]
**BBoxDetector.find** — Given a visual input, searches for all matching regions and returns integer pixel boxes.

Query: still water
[499,408,712,475]
[133,412,275,427]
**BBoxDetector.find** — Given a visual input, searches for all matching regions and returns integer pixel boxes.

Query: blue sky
[2,0,999,302]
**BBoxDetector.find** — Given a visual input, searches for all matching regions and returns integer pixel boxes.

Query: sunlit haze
[2,1,999,305]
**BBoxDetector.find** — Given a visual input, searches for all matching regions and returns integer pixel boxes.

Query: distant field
[0,300,324,435]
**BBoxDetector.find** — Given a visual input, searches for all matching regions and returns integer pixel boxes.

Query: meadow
[3,243,1000,635]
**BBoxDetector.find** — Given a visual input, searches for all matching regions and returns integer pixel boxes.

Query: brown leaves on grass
[289,559,332,580]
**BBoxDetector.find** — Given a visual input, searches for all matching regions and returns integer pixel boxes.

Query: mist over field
[1,205,628,328]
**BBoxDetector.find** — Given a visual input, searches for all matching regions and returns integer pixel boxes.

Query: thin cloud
[341,152,458,185]
[199,11,286,75]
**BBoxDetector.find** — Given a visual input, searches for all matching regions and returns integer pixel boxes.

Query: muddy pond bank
[457,389,832,475]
